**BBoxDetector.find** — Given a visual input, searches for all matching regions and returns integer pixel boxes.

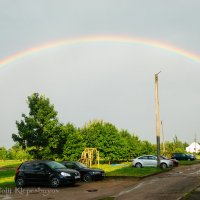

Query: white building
[186,142,200,153]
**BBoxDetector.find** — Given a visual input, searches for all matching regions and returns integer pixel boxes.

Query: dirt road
[1,164,200,200]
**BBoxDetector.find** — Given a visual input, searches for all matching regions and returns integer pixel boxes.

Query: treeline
[0,93,189,162]
[0,145,31,160]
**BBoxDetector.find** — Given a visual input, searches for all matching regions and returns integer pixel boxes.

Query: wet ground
[1,164,200,200]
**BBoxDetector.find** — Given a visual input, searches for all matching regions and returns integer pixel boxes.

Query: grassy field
[179,159,200,165]
[0,160,164,188]
[0,169,16,188]
[0,160,21,188]
[0,160,22,168]
[92,163,165,177]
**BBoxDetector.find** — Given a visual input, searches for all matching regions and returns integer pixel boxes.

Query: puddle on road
[98,197,115,200]
[86,189,98,192]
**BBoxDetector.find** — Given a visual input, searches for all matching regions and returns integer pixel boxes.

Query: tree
[12,93,60,159]
[162,135,188,157]
[63,124,84,161]
[80,120,124,163]
[118,130,142,160]
[173,135,188,152]
[139,140,156,155]
[0,147,7,160]
[8,144,32,160]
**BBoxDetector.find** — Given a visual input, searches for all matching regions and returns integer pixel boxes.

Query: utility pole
[194,134,197,154]
[155,71,161,167]
[161,120,165,154]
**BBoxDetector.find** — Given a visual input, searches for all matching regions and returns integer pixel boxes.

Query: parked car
[15,160,81,188]
[171,153,193,161]
[187,154,196,160]
[160,155,179,167]
[132,155,173,169]
[61,161,105,182]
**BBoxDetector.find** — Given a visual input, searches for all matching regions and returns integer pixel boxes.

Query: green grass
[0,160,20,188]
[0,160,22,168]
[92,163,164,177]
[179,159,200,165]
[0,169,16,188]
[106,166,164,177]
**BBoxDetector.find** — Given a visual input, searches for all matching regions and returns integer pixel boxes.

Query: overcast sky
[1,0,200,149]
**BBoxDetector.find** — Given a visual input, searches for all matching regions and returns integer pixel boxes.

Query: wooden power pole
[161,120,165,154]
[155,72,161,167]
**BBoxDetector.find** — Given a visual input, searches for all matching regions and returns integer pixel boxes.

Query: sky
[1,0,200,149]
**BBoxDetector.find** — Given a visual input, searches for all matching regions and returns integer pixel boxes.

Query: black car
[15,160,81,188]
[171,153,193,161]
[187,154,196,160]
[61,161,105,182]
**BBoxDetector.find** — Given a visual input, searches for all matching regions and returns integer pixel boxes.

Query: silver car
[132,155,173,169]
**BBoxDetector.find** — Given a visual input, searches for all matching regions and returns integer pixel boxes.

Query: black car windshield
[46,161,66,169]
[76,162,87,168]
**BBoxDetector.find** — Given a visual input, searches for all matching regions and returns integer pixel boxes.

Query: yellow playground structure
[80,148,100,167]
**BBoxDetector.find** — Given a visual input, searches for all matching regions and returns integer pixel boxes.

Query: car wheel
[50,177,60,188]
[83,174,92,182]
[135,163,142,168]
[16,177,25,188]
[160,163,167,169]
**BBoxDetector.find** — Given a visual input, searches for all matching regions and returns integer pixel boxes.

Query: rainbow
[0,35,200,68]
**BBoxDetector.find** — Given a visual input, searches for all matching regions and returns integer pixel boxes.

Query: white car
[132,155,173,169]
